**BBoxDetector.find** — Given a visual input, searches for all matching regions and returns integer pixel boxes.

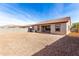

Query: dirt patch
[69,32,79,37]
[0,31,64,56]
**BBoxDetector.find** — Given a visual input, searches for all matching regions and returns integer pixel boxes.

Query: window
[45,25,50,31]
[55,24,61,32]
[41,25,50,33]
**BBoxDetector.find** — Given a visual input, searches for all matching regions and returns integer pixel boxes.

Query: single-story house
[28,17,71,35]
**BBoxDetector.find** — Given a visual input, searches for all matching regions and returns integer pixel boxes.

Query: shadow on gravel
[32,35,79,56]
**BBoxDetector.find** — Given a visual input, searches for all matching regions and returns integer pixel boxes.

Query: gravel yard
[33,32,79,56]
[0,29,64,56]
[0,28,78,56]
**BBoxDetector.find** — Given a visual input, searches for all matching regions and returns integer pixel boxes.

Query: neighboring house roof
[31,17,71,26]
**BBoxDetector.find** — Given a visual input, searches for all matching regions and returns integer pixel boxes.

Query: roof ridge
[38,16,70,23]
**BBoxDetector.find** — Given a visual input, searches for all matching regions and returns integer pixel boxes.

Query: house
[28,17,71,35]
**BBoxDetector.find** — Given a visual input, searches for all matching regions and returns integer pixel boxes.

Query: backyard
[0,29,79,56]
[0,29,64,56]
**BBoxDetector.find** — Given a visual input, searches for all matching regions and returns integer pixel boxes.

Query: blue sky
[0,3,79,26]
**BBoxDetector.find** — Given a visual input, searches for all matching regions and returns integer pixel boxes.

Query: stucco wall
[32,20,71,35]
[66,20,71,34]
[51,23,67,35]
[39,25,42,32]
[33,26,38,32]
[34,26,37,30]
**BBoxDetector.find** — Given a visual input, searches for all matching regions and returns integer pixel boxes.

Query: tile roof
[33,17,71,25]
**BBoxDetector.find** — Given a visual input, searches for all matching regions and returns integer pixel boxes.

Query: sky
[0,3,79,26]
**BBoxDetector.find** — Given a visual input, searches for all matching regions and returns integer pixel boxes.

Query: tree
[71,22,79,32]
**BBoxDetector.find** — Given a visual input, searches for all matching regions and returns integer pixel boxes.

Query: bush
[71,22,79,32]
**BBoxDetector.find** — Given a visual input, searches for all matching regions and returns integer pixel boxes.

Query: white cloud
[0,4,36,26]
[0,12,35,26]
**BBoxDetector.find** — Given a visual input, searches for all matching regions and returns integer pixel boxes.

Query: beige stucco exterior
[33,25,38,32]
[51,23,67,35]
[66,19,71,34]
[32,22,71,35]
[28,17,71,35]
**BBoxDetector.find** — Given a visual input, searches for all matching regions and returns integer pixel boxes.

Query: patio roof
[31,17,71,26]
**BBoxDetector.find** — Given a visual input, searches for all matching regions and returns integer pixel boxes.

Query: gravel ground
[33,32,79,56]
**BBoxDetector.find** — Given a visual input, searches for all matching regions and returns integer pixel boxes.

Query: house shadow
[32,35,79,56]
